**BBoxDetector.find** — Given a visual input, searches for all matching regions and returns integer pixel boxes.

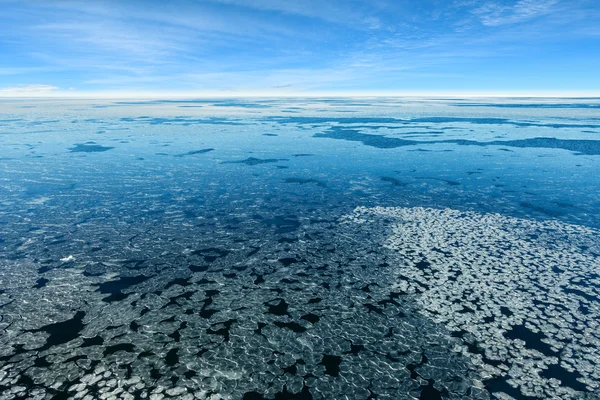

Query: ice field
[0,98,599,399]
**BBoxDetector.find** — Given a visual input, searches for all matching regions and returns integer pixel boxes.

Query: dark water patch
[81,335,104,347]
[34,277,49,289]
[120,116,245,126]
[552,201,574,208]
[95,275,151,302]
[301,313,320,324]
[0,118,25,123]
[484,375,538,400]
[247,246,260,256]
[314,127,417,149]
[278,237,298,244]
[563,287,597,303]
[309,218,335,224]
[69,143,114,153]
[243,391,266,400]
[31,311,85,350]
[292,154,314,157]
[115,100,205,105]
[540,363,587,391]
[273,321,307,333]
[453,102,600,109]
[279,257,300,266]
[447,137,600,156]
[199,308,219,319]
[206,319,236,342]
[252,274,265,285]
[274,115,600,129]
[189,264,210,273]
[344,340,365,355]
[49,390,72,400]
[34,356,52,368]
[164,290,195,308]
[269,116,400,125]
[504,324,557,356]
[262,216,300,234]
[380,176,405,186]
[184,369,198,379]
[265,299,289,316]
[192,247,229,263]
[150,366,162,380]
[244,384,313,400]
[263,133,278,136]
[165,277,192,289]
[165,348,179,366]
[283,178,327,187]
[401,131,446,136]
[500,306,513,317]
[103,343,135,356]
[282,362,298,375]
[418,380,444,400]
[315,127,600,155]
[406,352,430,382]
[213,102,271,108]
[254,322,267,337]
[138,351,155,359]
[419,177,461,186]
[364,303,384,314]
[520,202,565,217]
[320,354,342,376]
[410,116,600,129]
[224,157,286,166]
[119,258,147,270]
[174,148,214,157]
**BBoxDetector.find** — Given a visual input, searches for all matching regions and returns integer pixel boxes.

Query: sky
[0,0,599,97]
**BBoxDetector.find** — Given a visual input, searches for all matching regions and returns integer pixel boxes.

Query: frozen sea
[0,97,599,400]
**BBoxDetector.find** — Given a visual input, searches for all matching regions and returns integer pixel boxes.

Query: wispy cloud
[0,0,598,95]
[0,84,59,95]
[206,0,386,29]
[472,0,560,26]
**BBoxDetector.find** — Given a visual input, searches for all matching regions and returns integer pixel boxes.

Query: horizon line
[2,91,600,99]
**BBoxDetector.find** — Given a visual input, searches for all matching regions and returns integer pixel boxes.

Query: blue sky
[0,0,599,96]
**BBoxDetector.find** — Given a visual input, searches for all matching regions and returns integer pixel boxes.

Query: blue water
[0,98,599,399]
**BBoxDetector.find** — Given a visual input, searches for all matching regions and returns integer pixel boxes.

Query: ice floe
[342,206,600,399]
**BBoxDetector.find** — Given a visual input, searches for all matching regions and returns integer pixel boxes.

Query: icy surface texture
[344,206,600,399]
[0,214,488,400]
[1,98,600,399]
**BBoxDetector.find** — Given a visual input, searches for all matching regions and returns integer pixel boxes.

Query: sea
[0,97,599,399]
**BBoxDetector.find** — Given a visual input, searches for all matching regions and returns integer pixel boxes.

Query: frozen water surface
[0,98,599,399]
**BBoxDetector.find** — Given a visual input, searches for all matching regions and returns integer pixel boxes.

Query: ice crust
[0,208,492,400]
[343,206,600,399]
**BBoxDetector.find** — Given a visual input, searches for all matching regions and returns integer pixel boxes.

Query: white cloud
[473,0,559,26]
[207,0,384,29]
[0,84,59,95]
